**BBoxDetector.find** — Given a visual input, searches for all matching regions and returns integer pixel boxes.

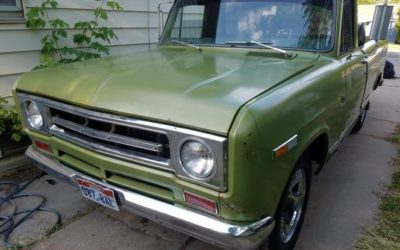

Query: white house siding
[0,0,172,97]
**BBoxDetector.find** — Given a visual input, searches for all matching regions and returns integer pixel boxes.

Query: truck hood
[16,48,315,134]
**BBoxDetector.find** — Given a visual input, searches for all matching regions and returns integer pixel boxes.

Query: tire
[269,157,312,250]
[351,107,368,133]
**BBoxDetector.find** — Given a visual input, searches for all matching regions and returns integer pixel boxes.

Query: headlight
[25,101,44,130]
[180,140,215,179]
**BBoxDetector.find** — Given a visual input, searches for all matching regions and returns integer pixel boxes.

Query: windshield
[161,0,335,51]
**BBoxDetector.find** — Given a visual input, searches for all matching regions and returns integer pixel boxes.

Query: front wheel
[269,157,312,250]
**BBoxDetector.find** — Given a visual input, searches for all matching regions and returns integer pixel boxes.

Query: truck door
[340,0,367,135]
[359,40,381,107]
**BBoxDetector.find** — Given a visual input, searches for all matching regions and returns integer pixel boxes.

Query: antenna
[147,0,151,51]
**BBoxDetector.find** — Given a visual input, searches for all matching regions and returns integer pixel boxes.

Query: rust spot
[219,199,243,213]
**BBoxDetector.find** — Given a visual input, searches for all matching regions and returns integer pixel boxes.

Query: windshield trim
[159,0,178,44]
[160,0,337,54]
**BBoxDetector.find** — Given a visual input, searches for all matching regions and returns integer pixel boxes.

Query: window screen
[1,0,16,5]
[0,0,20,9]
[0,0,24,21]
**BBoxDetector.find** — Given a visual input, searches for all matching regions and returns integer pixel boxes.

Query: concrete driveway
[4,53,400,250]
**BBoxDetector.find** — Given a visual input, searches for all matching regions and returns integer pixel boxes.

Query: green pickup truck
[13,0,388,249]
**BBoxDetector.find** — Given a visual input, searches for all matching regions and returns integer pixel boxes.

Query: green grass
[354,125,400,250]
[359,0,400,4]
[389,43,400,52]
[358,0,375,4]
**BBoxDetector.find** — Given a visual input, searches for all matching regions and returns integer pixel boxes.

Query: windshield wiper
[170,40,202,52]
[225,40,291,57]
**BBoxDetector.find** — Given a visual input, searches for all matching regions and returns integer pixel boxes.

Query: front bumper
[26,146,275,249]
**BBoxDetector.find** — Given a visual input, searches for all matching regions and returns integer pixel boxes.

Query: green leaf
[49,0,58,9]
[107,1,123,11]
[74,21,91,29]
[58,29,68,38]
[11,132,22,142]
[90,42,109,54]
[50,31,60,41]
[40,54,55,66]
[41,40,57,54]
[107,1,115,9]
[73,33,91,45]
[26,7,41,20]
[26,8,46,29]
[50,18,69,29]
[107,29,116,39]
[60,46,75,56]
[94,8,108,20]
[115,3,123,11]
[93,28,117,43]
[36,19,46,28]
[33,64,49,70]
[0,97,6,105]
[41,34,50,43]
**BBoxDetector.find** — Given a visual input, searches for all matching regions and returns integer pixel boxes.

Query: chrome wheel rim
[280,168,306,243]
[360,110,367,123]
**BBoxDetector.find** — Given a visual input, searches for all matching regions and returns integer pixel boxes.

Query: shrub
[396,10,400,44]
[0,97,26,142]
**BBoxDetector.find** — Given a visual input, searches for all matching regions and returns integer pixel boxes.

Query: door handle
[340,95,345,104]
[346,54,354,61]
[361,58,368,64]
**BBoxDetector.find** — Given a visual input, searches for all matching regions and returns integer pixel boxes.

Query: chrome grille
[48,107,171,169]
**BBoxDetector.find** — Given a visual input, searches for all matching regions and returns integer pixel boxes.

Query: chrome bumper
[26,146,275,249]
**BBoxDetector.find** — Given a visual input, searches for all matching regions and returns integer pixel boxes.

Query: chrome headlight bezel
[173,133,227,191]
[24,101,44,131]
[23,100,45,131]
[18,95,50,134]
[179,138,217,180]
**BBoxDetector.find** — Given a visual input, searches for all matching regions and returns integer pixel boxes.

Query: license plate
[76,178,119,211]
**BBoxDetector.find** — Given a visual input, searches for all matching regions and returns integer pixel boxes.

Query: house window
[0,0,24,21]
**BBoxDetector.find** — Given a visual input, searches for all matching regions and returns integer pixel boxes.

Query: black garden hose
[0,175,61,248]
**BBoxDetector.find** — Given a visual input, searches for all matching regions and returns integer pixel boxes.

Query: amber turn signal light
[274,144,289,159]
